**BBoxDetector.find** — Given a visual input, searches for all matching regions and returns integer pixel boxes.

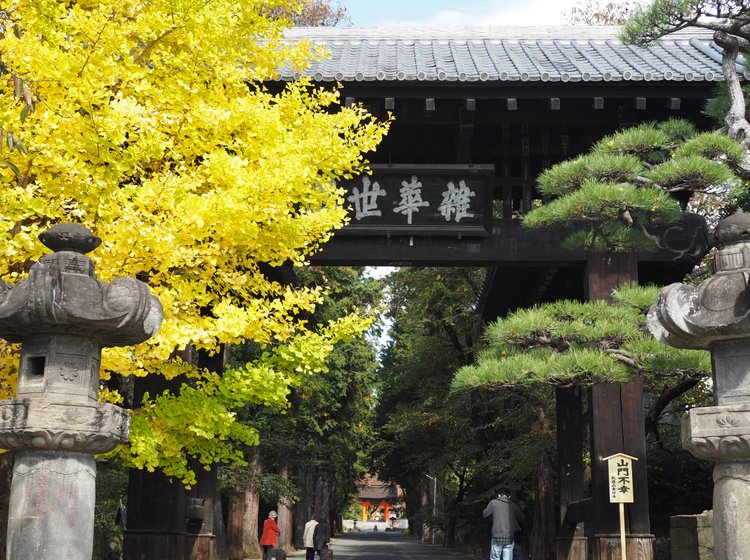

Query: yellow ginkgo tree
[0,0,389,484]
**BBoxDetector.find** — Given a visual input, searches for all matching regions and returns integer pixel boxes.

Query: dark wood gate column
[586,253,653,560]
[556,386,587,560]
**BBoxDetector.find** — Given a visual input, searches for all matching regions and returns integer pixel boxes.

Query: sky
[343,0,583,27]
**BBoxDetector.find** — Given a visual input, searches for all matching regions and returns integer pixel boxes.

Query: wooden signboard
[603,453,638,560]
[339,164,495,237]
[606,453,636,504]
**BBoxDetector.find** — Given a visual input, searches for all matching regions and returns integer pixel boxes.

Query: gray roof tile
[280,25,727,83]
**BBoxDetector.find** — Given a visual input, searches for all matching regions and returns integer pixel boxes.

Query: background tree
[271,0,350,26]
[374,267,501,547]
[566,0,646,25]
[222,266,383,557]
[622,0,750,175]
[0,0,388,485]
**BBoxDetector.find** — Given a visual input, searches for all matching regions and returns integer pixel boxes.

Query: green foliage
[93,460,128,560]
[647,156,735,192]
[536,154,643,199]
[593,123,673,163]
[373,268,492,541]
[702,82,750,129]
[674,131,747,166]
[524,118,747,252]
[524,179,681,251]
[620,0,700,45]
[452,284,711,390]
[219,465,300,503]
[233,266,384,520]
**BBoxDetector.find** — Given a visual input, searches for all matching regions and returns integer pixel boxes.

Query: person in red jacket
[260,510,281,560]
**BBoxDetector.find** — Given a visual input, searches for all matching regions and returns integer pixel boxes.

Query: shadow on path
[288,531,478,560]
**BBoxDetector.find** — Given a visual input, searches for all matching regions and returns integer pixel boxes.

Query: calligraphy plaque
[339,164,494,236]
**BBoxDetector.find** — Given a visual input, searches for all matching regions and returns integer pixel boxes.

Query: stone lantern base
[6,451,96,559]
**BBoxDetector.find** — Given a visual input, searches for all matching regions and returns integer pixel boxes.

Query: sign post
[603,453,637,560]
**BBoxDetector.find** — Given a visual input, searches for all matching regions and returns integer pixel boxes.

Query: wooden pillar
[185,461,219,560]
[556,386,587,560]
[124,372,188,560]
[589,380,653,559]
[124,347,227,560]
[586,253,653,560]
[124,465,187,560]
[585,252,637,302]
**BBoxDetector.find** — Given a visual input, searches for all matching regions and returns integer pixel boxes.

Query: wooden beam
[425,98,436,111]
[668,97,681,110]
[466,98,476,111]
[456,107,475,164]
[593,97,604,110]
[550,97,561,111]
[309,214,708,266]
[345,97,355,108]
[634,97,647,110]
[384,97,395,110]
[507,98,518,111]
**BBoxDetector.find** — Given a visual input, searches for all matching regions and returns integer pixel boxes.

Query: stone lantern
[648,210,750,560]
[0,224,162,559]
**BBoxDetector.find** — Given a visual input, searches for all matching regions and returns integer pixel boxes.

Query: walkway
[286,530,479,560]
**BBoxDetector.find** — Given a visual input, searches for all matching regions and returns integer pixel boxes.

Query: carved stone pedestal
[6,452,96,559]
[682,403,750,560]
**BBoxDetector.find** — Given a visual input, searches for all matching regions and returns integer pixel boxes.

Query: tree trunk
[277,495,293,553]
[227,492,245,560]
[714,30,750,179]
[530,452,556,560]
[226,456,261,560]
[292,469,316,549]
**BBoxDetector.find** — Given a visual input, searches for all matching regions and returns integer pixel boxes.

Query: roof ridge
[284,25,714,42]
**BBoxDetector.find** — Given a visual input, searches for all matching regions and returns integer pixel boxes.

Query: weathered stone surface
[6,451,96,560]
[0,398,129,453]
[0,255,161,346]
[0,224,162,560]
[16,334,101,402]
[648,210,750,353]
[713,462,750,560]
[648,211,750,560]
[682,403,750,461]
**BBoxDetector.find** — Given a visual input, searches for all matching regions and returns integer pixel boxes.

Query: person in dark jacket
[482,489,525,560]
[313,518,330,556]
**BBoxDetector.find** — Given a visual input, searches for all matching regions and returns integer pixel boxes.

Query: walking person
[260,510,281,560]
[303,516,319,560]
[313,517,331,558]
[482,488,525,560]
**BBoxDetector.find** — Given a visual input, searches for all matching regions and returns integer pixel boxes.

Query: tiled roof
[281,25,742,84]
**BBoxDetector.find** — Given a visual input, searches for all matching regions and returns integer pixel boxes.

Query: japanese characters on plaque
[340,164,494,236]
[605,453,637,504]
